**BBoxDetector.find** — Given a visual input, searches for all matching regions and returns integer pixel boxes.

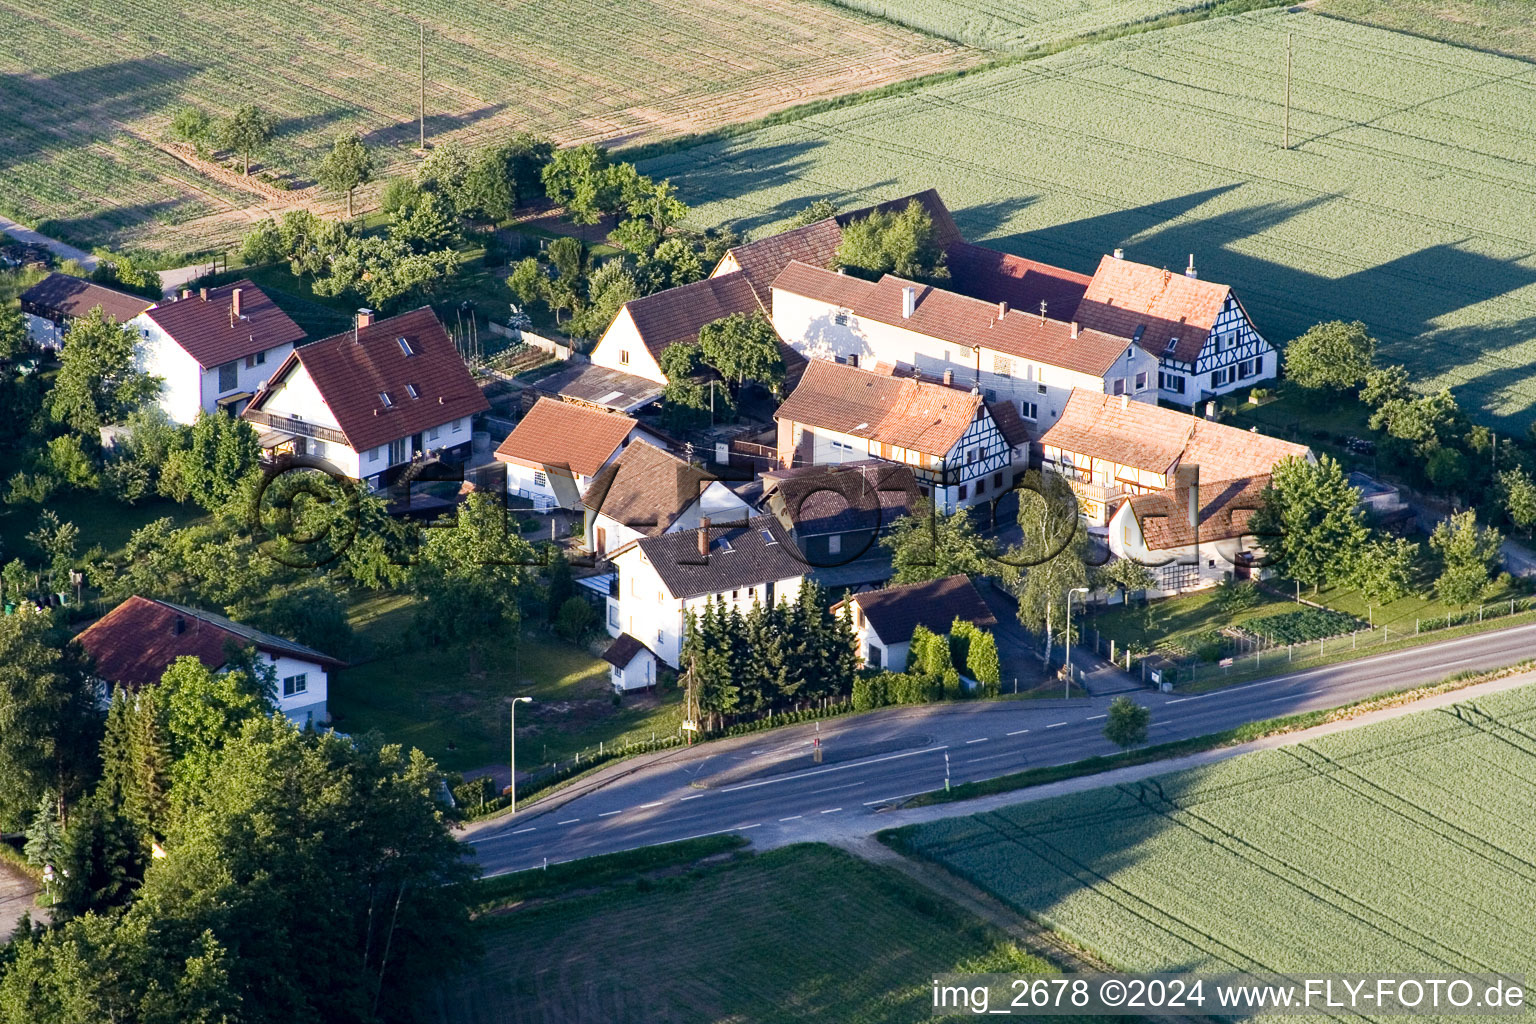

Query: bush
[101,457,151,503]
[452,775,497,810]
[1104,695,1150,749]
[5,470,57,505]
[1214,578,1260,613]
[554,596,596,642]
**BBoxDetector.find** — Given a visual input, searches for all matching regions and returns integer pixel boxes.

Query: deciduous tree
[316,133,374,217]
[883,509,992,584]
[47,307,159,434]
[1429,509,1502,608]
[835,199,948,282]
[1251,455,1368,592]
[215,104,277,176]
[698,311,784,397]
[1283,319,1375,392]
[1104,695,1150,748]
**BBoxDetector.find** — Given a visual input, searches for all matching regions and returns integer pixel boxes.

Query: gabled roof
[760,459,921,537]
[772,262,1134,378]
[986,399,1031,448]
[494,397,639,477]
[841,574,996,646]
[620,273,761,364]
[582,439,714,536]
[774,356,984,459]
[631,515,806,600]
[19,273,152,323]
[1074,255,1233,364]
[1125,474,1270,551]
[602,632,655,669]
[944,242,1091,322]
[75,595,345,689]
[1040,389,1311,479]
[140,279,304,367]
[246,307,488,454]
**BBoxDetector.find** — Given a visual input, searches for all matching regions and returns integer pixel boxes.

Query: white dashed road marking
[557,818,580,825]
[779,815,802,821]
[965,737,988,744]
[820,808,842,814]
[1046,722,1067,729]
[1006,729,1030,736]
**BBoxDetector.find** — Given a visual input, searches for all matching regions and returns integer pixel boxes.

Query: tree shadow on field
[0,58,203,176]
[34,201,188,251]
[988,184,1536,429]
[359,104,511,150]
[642,137,839,237]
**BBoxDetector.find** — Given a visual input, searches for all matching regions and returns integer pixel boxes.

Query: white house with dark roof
[605,515,806,670]
[832,574,996,672]
[242,308,488,487]
[588,273,763,386]
[129,280,306,424]
[1107,472,1275,595]
[770,261,1158,435]
[19,273,153,350]
[494,398,666,510]
[601,632,660,692]
[1073,252,1276,406]
[773,359,1016,513]
[581,438,754,557]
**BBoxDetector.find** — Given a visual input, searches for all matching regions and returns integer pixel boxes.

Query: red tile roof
[1041,389,1310,479]
[719,219,844,310]
[622,273,761,364]
[19,273,152,323]
[246,307,488,454]
[1126,474,1270,550]
[141,279,304,368]
[494,397,640,477]
[75,596,345,689]
[775,359,983,458]
[1074,256,1232,364]
[772,262,1133,378]
[944,242,1091,321]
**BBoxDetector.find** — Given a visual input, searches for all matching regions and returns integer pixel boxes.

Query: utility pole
[509,696,532,811]
[419,23,426,151]
[1283,31,1292,150]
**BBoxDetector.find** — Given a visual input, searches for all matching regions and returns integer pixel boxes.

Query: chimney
[1112,248,1124,260]
[901,286,916,319]
[847,353,858,368]
[836,267,846,276]
[997,301,1008,319]
[1070,321,1080,339]
[173,615,186,636]
[199,287,208,301]
[698,516,711,558]
[231,287,243,318]
[1185,254,1198,280]
[356,308,374,330]
[179,288,191,300]
[1120,392,1129,411]
[943,368,953,386]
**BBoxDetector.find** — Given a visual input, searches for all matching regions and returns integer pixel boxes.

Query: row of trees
[168,103,280,176]
[680,583,859,727]
[1284,319,1536,538]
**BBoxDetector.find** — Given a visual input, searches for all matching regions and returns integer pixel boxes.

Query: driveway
[0,214,98,270]
[0,860,41,940]
[979,580,1140,696]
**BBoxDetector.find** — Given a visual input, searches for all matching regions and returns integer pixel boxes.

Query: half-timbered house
[1073,252,1276,407]
[772,359,1014,514]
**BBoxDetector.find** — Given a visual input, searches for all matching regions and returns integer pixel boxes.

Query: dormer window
[379,391,394,408]
[406,383,419,399]
[397,336,414,356]
[1164,337,1179,354]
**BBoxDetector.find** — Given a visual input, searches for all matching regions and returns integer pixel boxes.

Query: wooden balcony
[243,408,349,447]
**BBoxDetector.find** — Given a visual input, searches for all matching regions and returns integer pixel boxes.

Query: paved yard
[0,859,41,940]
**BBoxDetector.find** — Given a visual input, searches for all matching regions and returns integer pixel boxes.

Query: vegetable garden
[893,684,1536,990]
[646,8,1536,428]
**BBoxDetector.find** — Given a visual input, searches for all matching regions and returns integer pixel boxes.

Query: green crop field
[823,0,1212,51]
[893,684,1536,988]
[437,843,1057,1024]
[643,8,1536,428]
[0,0,977,257]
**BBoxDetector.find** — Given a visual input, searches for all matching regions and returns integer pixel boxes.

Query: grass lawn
[440,843,1058,1024]
[0,449,206,564]
[331,593,682,776]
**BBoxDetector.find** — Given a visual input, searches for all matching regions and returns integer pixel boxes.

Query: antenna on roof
[1038,300,1047,326]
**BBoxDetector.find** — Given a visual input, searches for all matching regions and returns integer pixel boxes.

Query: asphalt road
[465,619,1536,877]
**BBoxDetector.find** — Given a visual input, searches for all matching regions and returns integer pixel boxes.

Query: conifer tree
[22,790,63,868]
[130,687,173,835]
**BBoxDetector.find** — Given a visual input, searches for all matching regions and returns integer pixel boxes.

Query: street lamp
[1064,587,1090,698]
[509,697,532,813]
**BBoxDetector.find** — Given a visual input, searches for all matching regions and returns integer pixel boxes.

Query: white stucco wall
[590,307,666,384]
[771,287,1159,432]
[130,312,293,425]
[266,652,330,726]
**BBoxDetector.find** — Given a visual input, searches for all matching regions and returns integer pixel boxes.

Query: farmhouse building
[18,273,152,350]
[588,273,762,385]
[242,307,488,487]
[605,515,806,670]
[129,281,305,424]
[834,574,995,672]
[581,439,755,557]
[1074,252,1276,406]
[770,261,1158,434]
[494,397,666,510]
[75,595,345,726]
[1039,389,1311,524]
[1107,473,1274,595]
[773,359,1015,513]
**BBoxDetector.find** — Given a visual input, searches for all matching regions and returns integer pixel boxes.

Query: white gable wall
[590,308,667,385]
[130,312,293,425]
